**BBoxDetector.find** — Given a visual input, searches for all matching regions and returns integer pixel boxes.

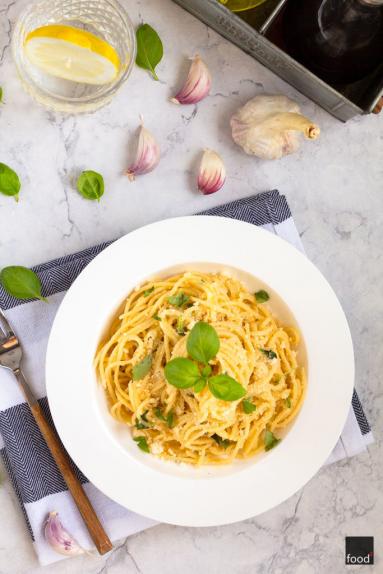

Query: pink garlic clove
[44,511,84,556]
[198,149,226,195]
[126,119,160,181]
[170,55,211,105]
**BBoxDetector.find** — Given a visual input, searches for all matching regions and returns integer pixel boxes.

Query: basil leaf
[211,434,231,449]
[153,314,161,321]
[155,407,166,421]
[187,321,220,365]
[0,266,47,302]
[135,23,163,81]
[132,354,152,381]
[168,292,190,308]
[164,357,200,389]
[0,163,21,199]
[144,286,155,297]
[176,316,185,335]
[194,378,207,393]
[285,397,291,408]
[264,430,280,451]
[260,348,277,360]
[242,399,256,414]
[208,374,246,402]
[255,289,270,303]
[155,407,174,428]
[0,87,3,103]
[136,411,151,429]
[166,411,175,429]
[134,436,150,453]
[76,170,104,201]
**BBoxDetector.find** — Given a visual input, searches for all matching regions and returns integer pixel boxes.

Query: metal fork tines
[0,307,21,365]
[0,307,35,404]
[0,306,14,339]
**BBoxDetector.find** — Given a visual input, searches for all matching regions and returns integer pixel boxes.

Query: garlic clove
[171,55,211,105]
[126,118,160,181]
[198,149,226,195]
[44,511,84,556]
[230,95,320,160]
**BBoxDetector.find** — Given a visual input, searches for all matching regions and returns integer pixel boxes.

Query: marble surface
[0,0,382,572]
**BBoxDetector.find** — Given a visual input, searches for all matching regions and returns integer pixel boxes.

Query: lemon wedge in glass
[24,25,120,85]
[218,0,267,12]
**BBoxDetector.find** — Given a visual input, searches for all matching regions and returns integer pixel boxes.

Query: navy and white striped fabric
[0,191,373,566]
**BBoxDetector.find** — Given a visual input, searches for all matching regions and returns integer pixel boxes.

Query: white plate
[46,216,354,527]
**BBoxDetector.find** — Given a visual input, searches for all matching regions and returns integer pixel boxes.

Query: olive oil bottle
[283,0,383,85]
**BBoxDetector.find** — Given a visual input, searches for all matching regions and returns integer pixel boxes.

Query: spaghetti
[95,272,306,465]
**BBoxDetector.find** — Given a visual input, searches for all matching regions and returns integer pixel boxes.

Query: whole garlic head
[231,94,320,160]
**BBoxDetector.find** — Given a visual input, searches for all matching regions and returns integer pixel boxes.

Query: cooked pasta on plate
[95,271,306,465]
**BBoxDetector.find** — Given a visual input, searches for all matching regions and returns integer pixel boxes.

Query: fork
[0,307,113,555]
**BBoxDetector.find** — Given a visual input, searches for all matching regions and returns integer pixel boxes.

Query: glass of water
[12,0,136,113]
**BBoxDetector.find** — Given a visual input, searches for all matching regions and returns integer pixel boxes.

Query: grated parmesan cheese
[151,442,164,455]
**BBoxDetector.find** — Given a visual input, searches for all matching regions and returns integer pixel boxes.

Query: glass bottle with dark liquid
[283,0,383,85]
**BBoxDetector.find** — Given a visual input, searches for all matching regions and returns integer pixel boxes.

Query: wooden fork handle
[30,401,113,555]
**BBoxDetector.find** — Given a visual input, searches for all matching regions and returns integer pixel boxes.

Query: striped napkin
[0,191,373,566]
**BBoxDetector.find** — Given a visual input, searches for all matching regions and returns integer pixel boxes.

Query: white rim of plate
[46,216,354,527]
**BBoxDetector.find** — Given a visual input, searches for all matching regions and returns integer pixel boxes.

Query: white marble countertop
[0,0,382,572]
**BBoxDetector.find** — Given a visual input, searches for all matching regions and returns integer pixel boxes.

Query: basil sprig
[242,399,256,414]
[255,289,269,303]
[264,430,280,451]
[135,411,151,429]
[135,23,163,81]
[166,411,174,428]
[272,374,281,385]
[212,434,231,449]
[0,163,21,200]
[132,354,152,381]
[176,316,185,335]
[155,407,175,428]
[168,292,190,308]
[134,436,150,453]
[76,170,104,201]
[260,348,277,360]
[164,322,246,402]
[0,266,47,302]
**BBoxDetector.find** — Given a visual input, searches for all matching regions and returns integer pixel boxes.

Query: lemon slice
[24,25,120,85]
[219,0,267,12]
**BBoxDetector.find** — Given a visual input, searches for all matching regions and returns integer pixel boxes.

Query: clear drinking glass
[12,0,136,113]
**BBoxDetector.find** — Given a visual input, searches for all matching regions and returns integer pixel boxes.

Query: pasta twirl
[94,272,306,465]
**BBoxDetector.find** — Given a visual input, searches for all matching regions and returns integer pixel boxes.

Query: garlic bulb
[231,95,320,160]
